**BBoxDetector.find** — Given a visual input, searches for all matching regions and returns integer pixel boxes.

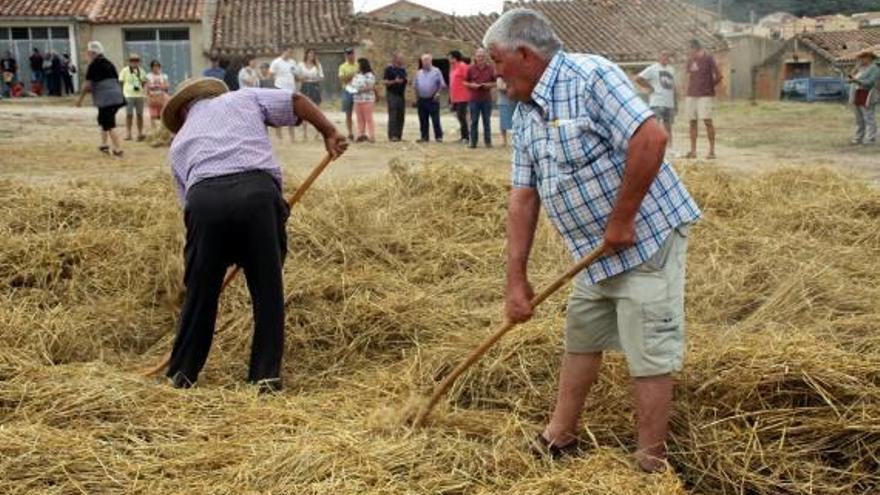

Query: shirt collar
[530,51,565,117]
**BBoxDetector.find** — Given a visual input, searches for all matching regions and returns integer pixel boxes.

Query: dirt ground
[1,97,878,187]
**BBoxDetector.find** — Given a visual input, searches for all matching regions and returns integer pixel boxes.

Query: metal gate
[0,26,72,85]
[123,28,191,90]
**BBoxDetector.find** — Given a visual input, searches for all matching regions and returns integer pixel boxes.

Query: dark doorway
[783,62,810,80]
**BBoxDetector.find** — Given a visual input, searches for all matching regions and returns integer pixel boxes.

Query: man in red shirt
[465,48,496,148]
[685,39,722,159]
[449,50,470,143]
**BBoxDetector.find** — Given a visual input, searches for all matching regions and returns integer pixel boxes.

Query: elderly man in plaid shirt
[484,9,701,471]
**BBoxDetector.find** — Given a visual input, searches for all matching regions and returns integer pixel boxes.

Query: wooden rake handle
[141,153,335,377]
[411,245,607,428]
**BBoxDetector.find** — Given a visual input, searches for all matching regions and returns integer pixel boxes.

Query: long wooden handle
[142,154,334,377]
[411,245,606,428]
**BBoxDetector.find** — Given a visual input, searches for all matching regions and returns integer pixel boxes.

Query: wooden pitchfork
[411,245,606,428]
[141,153,335,377]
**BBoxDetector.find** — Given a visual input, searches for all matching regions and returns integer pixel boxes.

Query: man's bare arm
[506,187,540,323]
[604,118,667,250]
[635,76,653,92]
[292,93,347,158]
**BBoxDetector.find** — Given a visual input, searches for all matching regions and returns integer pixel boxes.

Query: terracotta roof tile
[89,0,204,24]
[798,30,880,63]
[505,0,724,62]
[0,0,95,17]
[450,13,500,44]
[212,0,356,55]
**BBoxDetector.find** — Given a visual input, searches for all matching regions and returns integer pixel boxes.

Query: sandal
[98,145,110,155]
[136,135,146,142]
[529,433,581,459]
[684,152,697,159]
[112,150,124,158]
[706,153,716,160]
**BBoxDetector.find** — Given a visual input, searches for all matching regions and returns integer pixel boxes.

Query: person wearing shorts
[489,9,701,472]
[119,53,148,141]
[685,39,722,159]
[77,41,124,157]
[338,48,358,141]
[637,51,677,152]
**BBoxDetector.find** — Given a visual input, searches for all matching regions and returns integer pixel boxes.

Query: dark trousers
[47,72,62,96]
[417,97,443,141]
[452,102,469,141]
[167,171,290,386]
[387,92,405,140]
[62,73,75,95]
[469,100,493,146]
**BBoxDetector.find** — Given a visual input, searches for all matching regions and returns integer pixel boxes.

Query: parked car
[781,77,849,102]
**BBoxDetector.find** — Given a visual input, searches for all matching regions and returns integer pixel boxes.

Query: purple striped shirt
[169,88,299,203]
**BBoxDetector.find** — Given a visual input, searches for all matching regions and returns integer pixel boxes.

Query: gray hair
[87,41,104,54]
[483,8,562,60]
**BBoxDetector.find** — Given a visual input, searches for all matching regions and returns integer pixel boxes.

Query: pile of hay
[0,163,878,494]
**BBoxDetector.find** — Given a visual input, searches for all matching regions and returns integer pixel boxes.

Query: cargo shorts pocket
[637,236,674,273]
[641,300,682,362]
[636,227,688,274]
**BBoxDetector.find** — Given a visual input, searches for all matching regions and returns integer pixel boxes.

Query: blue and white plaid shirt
[511,51,701,285]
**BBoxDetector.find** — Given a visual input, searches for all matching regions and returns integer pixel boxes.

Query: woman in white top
[351,57,376,143]
[238,56,260,89]
[297,48,324,140]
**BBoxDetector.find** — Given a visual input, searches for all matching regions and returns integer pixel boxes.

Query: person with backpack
[118,53,149,141]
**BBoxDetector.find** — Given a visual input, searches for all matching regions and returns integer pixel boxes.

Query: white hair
[87,41,104,54]
[482,8,562,60]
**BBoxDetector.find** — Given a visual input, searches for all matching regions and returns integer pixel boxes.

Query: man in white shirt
[636,51,677,149]
[270,47,299,91]
[269,47,300,141]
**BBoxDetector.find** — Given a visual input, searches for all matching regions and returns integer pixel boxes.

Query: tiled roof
[365,0,447,20]
[798,30,880,63]
[213,0,356,55]
[505,0,724,62]
[450,13,499,44]
[0,0,203,22]
[89,0,204,24]
[0,0,94,17]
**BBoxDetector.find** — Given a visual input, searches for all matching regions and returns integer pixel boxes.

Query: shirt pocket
[549,119,589,175]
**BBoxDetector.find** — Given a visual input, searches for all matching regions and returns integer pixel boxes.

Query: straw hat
[161,77,229,133]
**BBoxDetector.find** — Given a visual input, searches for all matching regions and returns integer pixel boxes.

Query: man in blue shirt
[413,54,446,143]
[202,56,226,81]
[484,9,701,471]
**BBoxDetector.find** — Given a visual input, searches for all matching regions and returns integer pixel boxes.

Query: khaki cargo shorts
[565,227,689,377]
